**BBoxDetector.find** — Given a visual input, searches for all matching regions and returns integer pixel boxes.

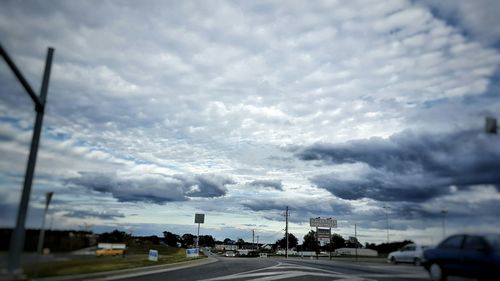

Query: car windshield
[1,1,500,280]
[484,235,500,250]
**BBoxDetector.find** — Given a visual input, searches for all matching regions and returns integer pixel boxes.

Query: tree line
[275,230,413,254]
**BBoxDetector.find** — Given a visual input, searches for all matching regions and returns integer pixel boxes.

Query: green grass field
[24,245,205,278]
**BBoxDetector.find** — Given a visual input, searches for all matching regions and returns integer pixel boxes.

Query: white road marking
[199,262,376,281]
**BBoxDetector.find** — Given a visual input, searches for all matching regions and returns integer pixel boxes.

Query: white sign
[148,249,158,261]
[310,217,337,228]
[186,248,199,257]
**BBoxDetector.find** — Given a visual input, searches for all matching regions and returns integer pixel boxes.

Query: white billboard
[310,217,337,228]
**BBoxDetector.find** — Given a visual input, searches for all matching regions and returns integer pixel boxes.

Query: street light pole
[36,192,54,255]
[383,206,390,243]
[441,210,447,239]
[1,45,54,275]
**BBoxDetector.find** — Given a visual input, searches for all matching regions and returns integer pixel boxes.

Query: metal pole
[0,44,42,108]
[441,210,447,239]
[36,192,53,255]
[355,224,358,262]
[7,47,54,275]
[196,223,200,249]
[252,230,255,250]
[383,206,390,244]
[329,227,332,260]
[316,226,319,260]
[285,206,288,259]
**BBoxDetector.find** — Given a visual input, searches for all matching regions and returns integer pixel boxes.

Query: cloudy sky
[1,0,500,245]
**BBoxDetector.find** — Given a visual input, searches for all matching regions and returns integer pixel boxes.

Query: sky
[1,0,500,246]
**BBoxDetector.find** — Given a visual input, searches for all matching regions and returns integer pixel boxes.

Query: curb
[31,257,218,281]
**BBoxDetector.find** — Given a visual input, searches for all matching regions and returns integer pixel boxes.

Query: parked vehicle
[95,248,124,256]
[388,243,428,265]
[423,234,500,281]
[224,251,236,257]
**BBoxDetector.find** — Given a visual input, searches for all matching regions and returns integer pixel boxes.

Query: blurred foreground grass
[24,245,205,278]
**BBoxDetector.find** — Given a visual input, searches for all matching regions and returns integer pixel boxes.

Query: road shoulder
[34,257,218,281]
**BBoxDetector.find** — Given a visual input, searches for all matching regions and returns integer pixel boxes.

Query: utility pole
[383,206,390,244]
[256,235,259,249]
[441,210,447,239]
[355,224,358,262]
[36,192,54,255]
[285,206,289,259]
[252,229,255,250]
[1,45,54,276]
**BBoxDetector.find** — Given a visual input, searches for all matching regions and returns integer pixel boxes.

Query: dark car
[422,234,500,281]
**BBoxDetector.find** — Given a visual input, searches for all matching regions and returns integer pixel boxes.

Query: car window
[406,245,416,251]
[439,235,464,249]
[463,236,488,251]
[484,235,500,250]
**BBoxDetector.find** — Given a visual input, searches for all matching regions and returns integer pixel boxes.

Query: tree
[276,233,298,249]
[223,238,233,244]
[330,233,345,250]
[345,237,362,248]
[98,229,130,243]
[181,233,195,248]
[236,238,245,248]
[199,235,216,247]
[163,231,180,247]
[302,230,319,251]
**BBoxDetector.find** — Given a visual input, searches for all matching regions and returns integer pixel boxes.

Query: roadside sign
[317,228,331,242]
[310,217,337,228]
[186,248,199,258]
[317,228,331,240]
[148,249,158,261]
[195,213,205,224]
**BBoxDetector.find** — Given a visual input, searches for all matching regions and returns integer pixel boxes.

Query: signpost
[195,214,205,250]
[148,249,158,262]
[310,217,337,260]
[186,248,199,258]
[310,217,337,228]
[317,228,331,241]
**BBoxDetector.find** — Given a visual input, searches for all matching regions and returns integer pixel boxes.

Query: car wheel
[414,258,421,266]
[429,263,446,281]
[390,257,397,264]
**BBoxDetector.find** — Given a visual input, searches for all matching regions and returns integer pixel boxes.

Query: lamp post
[441,209,447,239]
[1,44,54,276]
[36,192,54,255]
[383,206,390,243]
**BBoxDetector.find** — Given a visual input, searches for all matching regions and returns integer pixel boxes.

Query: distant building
[214,244,238,251]
[335,248,378,256]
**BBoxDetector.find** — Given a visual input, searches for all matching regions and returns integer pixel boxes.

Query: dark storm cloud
[63,210,125,220]
[66,172,234,204]
[420,0,500,47]
[248,179,283,190]
[297,130,500,202]
[242,197,353,224]
[174,174,235,198]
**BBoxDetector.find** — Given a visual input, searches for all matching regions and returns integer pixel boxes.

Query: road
[111,257,431,281]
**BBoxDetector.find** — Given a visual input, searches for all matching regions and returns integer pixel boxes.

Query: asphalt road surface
[112,257,433,281]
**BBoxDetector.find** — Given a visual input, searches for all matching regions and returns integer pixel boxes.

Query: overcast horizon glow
[1,0,500,245]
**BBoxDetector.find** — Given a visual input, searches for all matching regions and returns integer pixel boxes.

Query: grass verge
[24,247,205,278]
